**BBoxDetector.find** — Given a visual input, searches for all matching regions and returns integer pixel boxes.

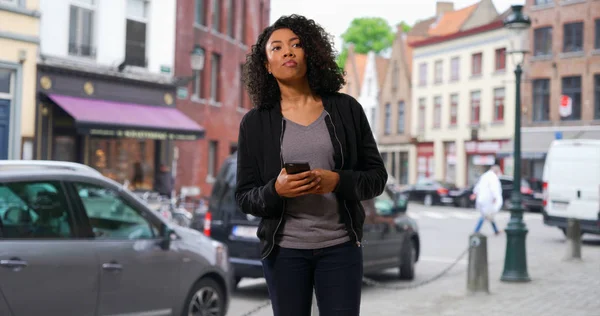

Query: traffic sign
[559,95,572,117]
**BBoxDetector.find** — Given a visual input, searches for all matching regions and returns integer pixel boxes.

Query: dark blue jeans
[262,241,363,316]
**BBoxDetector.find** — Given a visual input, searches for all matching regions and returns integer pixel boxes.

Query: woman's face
[265,28,307,83]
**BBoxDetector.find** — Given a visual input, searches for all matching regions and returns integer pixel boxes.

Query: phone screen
[285,162,311,175]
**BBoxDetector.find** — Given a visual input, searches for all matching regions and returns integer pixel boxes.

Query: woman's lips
[283,60,297,67]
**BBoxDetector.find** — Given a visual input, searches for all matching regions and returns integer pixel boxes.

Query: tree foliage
[336,17,394,69]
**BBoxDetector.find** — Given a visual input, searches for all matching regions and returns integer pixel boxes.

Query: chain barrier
[238,246,471,316]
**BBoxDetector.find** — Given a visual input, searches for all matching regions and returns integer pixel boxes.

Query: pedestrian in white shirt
[470,165,503,235]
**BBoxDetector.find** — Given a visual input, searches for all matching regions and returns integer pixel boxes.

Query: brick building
[498,0,600,179]
[174,0,271,197]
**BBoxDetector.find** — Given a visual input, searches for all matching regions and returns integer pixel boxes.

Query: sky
[269,0,524,52]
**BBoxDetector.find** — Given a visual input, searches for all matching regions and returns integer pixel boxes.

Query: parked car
[0,160,231,316]
[401,178,457,206]
[191,154,421,287]
[542,139,600,236]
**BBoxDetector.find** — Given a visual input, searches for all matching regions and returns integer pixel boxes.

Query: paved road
[226,203,600,316]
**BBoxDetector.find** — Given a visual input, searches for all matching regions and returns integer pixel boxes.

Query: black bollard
[467,233,489,294]
[565,218,582,260]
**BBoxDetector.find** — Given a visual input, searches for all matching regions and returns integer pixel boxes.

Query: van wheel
[459,196,470,208]
[399,238,416,280]
[182,278,225,316]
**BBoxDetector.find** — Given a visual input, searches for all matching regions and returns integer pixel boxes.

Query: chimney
[436,1,454,16]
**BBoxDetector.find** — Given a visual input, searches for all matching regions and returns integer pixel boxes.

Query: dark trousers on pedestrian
[262,241,363,316]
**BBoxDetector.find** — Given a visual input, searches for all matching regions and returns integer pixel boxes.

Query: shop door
[0,99,10,160]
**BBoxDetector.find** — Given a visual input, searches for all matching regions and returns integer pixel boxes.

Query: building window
[210,53,221,102]
[450,57,459,81]
[470,91,481,124]
[418,98,426,131]
[533,79,550,122]
[495,48,506,71]
[450,93,458,126]
[534,0,552,4]
[125,0,149,68]
[195,0,206,25]
[434,60,443,84]
[239,64,245,109]
[240,0,246,43]
[193,47,205,98]
[397,101,405,134]
[0,69,12,94]
[419,63,427,86]
[595,75,600,119]
[433,96,441,128]
[0,0,18,5]
[208,140,218,179]
[471,53,482,76]
[534,27,552,56]
[392,62,399,92]
[384,103,391,135]
[69,2,96,57]
[561,76,582,120]
[493,88,505,122]
[563,22,584,53]
[212,0,221,32]
[595,19,600,49]
[227,0,235,37]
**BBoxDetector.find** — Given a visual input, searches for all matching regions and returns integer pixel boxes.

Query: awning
[497,127,600,159]
[47,94,205,141]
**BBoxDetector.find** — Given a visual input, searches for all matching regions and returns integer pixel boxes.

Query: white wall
[358,51,381,139]
[411,27,521,186]
[39,0,175,75]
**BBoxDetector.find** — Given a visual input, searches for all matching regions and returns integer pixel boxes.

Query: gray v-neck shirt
[277,110,350,249]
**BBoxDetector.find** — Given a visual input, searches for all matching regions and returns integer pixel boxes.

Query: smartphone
[284,162,311,175]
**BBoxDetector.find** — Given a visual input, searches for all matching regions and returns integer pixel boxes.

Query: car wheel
[424,194,433,207]
[399,238,416,280]
[459,196,470,208]
[183,278,225,316]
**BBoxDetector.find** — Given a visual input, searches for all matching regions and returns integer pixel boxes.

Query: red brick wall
[522,0,600,125]
[174,0,271,197]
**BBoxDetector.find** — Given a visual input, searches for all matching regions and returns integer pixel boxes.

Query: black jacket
[235,93,387,259]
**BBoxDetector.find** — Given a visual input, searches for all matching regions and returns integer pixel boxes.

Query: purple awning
[47,94,204,140]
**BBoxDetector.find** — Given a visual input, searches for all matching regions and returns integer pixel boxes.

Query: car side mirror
[159,226,177,250]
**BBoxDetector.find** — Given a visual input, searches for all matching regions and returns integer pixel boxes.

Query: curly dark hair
[243,14,346,110]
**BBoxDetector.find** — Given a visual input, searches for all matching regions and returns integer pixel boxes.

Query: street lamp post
[501,4,532,283]
[175,45,205,86]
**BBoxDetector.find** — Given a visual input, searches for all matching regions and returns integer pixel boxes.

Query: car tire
[399,238,416,280]
[459,196,470,208]
[182,277,226,316]
[424,194,433,207]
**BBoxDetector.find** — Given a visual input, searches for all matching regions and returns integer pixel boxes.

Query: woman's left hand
[310,169,340,194]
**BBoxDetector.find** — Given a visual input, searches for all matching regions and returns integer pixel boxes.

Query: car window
[74,182,159,240]
[0,181,73,239]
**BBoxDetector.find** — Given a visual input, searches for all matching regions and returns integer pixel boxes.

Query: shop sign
[472,155,495,166]
[87,128,199,141]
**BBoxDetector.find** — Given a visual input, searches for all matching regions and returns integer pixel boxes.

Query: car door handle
[0,259,28,269]
[102,262,123,271]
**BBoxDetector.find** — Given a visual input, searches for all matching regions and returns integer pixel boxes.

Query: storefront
[379,144,411,185]
[465,140,509,186]
[35,63,204,190]
[444,142,456,184]
[416,142,435,180]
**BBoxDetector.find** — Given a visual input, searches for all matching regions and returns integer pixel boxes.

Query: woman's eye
[272,46,281,51]
[293,43,302,48]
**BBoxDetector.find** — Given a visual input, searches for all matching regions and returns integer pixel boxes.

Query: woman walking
[235,14,387,316]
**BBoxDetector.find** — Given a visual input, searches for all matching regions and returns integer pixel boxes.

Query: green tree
[397,21,412,33]
[337,17,394,69]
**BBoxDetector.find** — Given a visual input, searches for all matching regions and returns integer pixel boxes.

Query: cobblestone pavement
[228,205,600,316]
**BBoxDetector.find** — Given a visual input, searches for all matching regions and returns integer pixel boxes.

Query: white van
[542,139,600,235]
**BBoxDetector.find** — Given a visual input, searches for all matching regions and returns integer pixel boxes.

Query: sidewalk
[361,235,600,316]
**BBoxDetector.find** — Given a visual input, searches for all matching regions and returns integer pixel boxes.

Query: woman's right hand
[275,168,321,198]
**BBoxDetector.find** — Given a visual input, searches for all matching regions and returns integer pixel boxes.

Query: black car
[191,154,421,286]
[402,178,457,206]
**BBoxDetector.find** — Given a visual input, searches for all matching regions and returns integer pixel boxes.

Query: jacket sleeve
[234,114,284,218]
[334,97,388,201]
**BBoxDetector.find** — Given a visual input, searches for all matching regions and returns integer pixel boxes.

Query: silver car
[0,161,231,316]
